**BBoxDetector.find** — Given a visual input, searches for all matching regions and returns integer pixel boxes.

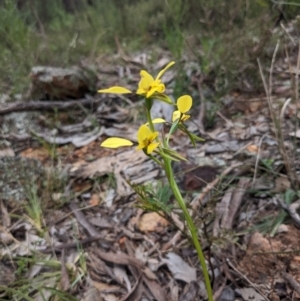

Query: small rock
[0,157,44,203]
[30,65,97,99]
[218,287,235,301]
[276,224,289,234]
[0,262,15,286]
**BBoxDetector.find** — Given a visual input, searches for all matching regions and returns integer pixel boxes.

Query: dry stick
[280,23,296,46]
[163,163,242,251]
[271,42,297,187]
[191,162,243,214]
[29,0,46,38]
[282,272,300,295]
[283,40,299,177]
[161,229,182,252]
[222,178,251,229]
[277,198,300,226]
[213,277,227,301]
[213,188,233,236]
[294,43,300,129]
[40,235,105,253]
[252,133,268,186]
[69,201,98,236]
[257,43,298,188]
[279,97,293,181]
[292,43,300,180]
[60,249,70,291]
[280,98,292,122]
[0,98,98,115]
[196,77,206,135]
[226,258,270,301]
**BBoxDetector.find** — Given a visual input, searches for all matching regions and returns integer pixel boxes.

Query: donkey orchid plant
[99,61,213,301]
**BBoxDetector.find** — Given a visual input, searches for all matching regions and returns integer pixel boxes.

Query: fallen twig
[191,162,243,214]
[258,42,298,188]
[40,235,105,253]
[227,258,270,301]
[282,272,300,295]
[277,198,300,226]
[196,77,206,135]
[69,201,99,236]
[0,98,98,115]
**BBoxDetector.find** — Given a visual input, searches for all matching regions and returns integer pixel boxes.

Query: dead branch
[0,98,98,115]
[282,272,300,295]
[191,162,243,214]
[196,77,206,135]
[40,235,105,253]
[277,198,300,227]
[69,201,99,236]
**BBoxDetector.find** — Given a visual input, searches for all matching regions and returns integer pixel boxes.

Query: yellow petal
[146,84,165,98]
[136,88,145,95]
[98,86,132,94]
[156,61,175,80]
[136,144,144,151]
[137,125,153,144]
[144,80,164,98]
[181,114,190,122]
[148,131,158,142]
[149,82,165,96]
[146,86,157,98]
[140,70,155,83]
[177,95,193,113]
[147,142,160,154]
[138,70,154,94]
[172,110,181,122]
[146,118,166,125]
[101,137,133,148]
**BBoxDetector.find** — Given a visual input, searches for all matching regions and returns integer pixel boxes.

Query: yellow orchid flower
[98,86,132,94]
[101,137,133,148]
[172,95,193,122]
[137,61,175,98]
[136,124,160,154]
[101,123,160,154]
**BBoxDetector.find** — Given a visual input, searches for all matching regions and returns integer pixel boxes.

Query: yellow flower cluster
[99,61,175,98]
[99,62,193,155]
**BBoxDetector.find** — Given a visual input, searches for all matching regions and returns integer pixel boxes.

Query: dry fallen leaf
[289,129,300,138]
[248,99,263,113]
[137,212,169,233]
[0,148,15,157]
[89,193,101,206]
[113,264,131,292]
[162,252,197,283]
[246,144,258,153]
[74,149,157,197]
[239,288,265,301]
[271,175,291,193]
[92,281,121,293]
[0,228,14,245]
[82,286,104,301]
[20,147,49,162]
[143,275,167,301]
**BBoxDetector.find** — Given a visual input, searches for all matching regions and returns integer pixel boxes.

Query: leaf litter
[2,22,300,301]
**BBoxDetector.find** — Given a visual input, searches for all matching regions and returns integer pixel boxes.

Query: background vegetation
[1,0,299,95]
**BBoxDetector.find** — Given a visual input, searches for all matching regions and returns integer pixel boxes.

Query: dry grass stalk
[257,41,298,189]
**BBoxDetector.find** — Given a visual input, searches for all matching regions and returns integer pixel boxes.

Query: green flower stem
[145,105,170,178]
[145,104,212,300]
[164,159,213,301]
[148,153,164,168]
[145,103,155,132]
